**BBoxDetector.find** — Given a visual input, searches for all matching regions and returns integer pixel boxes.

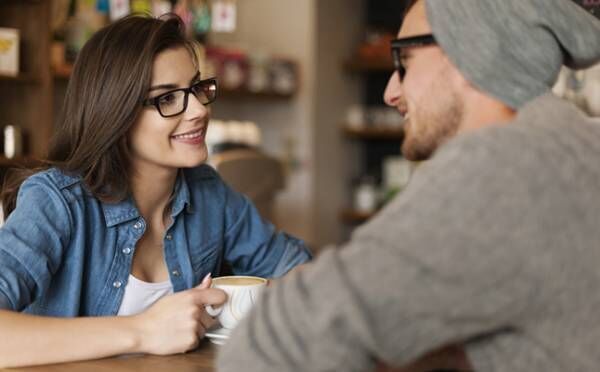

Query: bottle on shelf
[4,125,22,159]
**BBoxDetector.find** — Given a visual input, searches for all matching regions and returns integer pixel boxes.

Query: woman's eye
[191,82,203,95]
[400,58,408,69]
[158,93,177,106]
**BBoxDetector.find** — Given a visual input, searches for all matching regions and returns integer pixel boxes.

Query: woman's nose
[184,92,209,119]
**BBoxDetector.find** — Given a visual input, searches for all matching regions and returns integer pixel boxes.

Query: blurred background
[0,0,598,251]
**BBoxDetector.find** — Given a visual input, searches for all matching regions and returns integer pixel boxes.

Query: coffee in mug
[212,277,265,286]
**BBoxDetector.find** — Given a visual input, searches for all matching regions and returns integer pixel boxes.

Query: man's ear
[442,54,471,91]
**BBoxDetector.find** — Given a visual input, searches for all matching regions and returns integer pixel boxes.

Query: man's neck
[460,94,517,133]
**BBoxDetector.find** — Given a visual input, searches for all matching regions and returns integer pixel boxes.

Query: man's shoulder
[512,93,597,131]
[448,94,600,160]
[427,93,600,198]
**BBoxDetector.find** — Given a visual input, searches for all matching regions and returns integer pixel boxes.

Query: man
[218,0,600,371]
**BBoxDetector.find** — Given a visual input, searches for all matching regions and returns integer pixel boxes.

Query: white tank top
[117,275,174,316]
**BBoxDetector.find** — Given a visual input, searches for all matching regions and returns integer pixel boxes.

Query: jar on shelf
[247,52,269,93]
[353,176,378,213]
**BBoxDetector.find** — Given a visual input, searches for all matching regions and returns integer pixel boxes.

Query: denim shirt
[0,165,311,316]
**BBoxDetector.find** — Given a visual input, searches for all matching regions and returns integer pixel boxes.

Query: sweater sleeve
[217,129,550,371]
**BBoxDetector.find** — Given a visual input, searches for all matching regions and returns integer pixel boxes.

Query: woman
[0,15,311,367]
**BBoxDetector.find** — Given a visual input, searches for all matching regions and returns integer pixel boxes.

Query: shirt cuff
[271,237,312,278]
[0,289,14,310]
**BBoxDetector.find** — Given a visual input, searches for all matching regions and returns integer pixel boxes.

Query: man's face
[384,0,465,161]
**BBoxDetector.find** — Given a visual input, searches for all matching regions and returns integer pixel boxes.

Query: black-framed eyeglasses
[391,34,436,81]
[143,77,218,118]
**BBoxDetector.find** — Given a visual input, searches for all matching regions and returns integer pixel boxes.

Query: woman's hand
[132,274,227,355]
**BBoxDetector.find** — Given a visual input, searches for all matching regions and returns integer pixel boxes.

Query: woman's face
[129,46,211,174]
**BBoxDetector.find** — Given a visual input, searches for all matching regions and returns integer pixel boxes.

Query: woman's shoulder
[21,167,84,196]
[25,167,80,187]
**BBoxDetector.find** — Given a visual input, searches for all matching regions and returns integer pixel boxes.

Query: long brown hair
[2,15,197,217]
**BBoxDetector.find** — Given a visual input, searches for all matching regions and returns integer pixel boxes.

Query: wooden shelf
[342,125,404,140]
[0,0,53,159]
[339,208,377,224]
[0,156,40,168]
[0,74,38,83]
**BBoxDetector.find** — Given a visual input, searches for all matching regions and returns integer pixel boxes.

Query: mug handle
[205,304,222,317]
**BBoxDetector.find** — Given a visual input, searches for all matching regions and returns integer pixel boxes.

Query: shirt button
[122,247,132,255]
[172,270,180,277]
[165,234,173,240]
[133,222,142,229]
[113,281,122,288]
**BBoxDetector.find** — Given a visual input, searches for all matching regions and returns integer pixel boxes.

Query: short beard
[402,83,463,161]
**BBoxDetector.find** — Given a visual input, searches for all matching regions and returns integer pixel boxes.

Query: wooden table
[1,341,218,372]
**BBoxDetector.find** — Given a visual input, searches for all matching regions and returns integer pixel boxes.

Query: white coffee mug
[205,276,267,330]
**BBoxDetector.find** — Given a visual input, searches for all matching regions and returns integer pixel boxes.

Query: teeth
[173,129,203,139]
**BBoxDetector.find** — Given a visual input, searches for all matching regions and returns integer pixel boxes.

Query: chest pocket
[189,241,223,282]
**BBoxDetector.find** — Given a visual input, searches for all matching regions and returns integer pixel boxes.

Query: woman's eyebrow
[148,83,177,92]
[148,72,201,92]
[190,71,201,83]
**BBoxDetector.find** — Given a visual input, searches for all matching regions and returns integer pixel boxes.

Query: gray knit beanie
[425,0,600,109]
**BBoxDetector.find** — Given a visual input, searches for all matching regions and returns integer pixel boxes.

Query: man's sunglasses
[390,34,437,80]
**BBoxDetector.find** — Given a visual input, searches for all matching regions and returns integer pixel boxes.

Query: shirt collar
[102,170,193,227]
[102,196,141,227]
[170,169,194,216]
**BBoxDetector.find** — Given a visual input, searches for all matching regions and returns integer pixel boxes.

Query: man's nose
[383,71,403,107]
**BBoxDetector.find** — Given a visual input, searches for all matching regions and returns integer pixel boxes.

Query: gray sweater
[217,94,600,371]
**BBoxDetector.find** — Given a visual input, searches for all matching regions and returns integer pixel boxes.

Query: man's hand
[375,344,472,372]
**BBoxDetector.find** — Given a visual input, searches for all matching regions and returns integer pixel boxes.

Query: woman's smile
[171,126,207,145]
